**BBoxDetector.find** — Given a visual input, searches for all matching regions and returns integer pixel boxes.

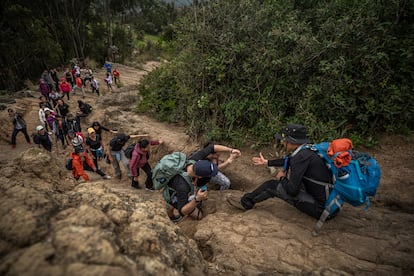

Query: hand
[231,149,241,157]
[158,140,163,144]
[252,152,267,166]
[133,176,139,181]
[196,189,208,201]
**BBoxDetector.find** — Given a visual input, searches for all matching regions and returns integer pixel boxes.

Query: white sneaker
[103,175,111,180]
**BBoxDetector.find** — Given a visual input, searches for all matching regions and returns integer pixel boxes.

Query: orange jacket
[75,77,83,88]
[71,152,95,181]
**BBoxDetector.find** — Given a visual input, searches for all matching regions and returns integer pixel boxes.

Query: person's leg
[22,127,31,143]
[141,163,154,189]
[110,151,122,179]
[210,171,231,190]
[240,179,279,209]
[11,128,19,146]
[92,152,99,169]
[120,151,131,178]
[274,185,324,219]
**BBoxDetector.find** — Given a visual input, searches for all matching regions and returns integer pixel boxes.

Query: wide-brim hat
[275,124,310,144]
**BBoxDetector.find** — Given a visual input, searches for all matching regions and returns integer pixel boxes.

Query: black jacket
[279,147,332,206]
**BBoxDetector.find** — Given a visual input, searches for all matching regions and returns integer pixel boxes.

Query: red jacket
[60,81,71,93]
[71,152,95,182]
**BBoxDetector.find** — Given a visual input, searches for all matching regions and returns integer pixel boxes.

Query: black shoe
[131,180,140,189]
[226,195,246,211]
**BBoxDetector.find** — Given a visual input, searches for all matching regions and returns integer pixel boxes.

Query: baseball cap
[87,127,96,134]
[275,124,310,144]
[36,125,44,131]
[193,160,218,178]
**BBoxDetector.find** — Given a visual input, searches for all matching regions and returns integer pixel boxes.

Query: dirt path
[1,62,414,274]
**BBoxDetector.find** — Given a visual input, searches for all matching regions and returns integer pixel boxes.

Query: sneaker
[103,175,111,180]
[226,195,246,211]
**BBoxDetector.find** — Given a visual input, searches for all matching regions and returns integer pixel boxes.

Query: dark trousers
[84,162,105,177]
[11,127,30,145]
[132,163,153,189]
[241,179,325,219]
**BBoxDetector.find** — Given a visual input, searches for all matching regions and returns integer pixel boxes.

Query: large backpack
[302,138,381,236]
[152,152,196,203]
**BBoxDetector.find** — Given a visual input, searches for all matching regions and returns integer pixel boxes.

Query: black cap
[275,124,310,144]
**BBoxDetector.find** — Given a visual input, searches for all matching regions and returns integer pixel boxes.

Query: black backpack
[110,134,128,151]
[124,143,137,159]
[124,143,150,160]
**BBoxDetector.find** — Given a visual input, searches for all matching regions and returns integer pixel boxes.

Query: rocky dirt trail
[0,63,413,275]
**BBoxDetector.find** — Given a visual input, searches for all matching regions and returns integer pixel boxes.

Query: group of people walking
[6,64,338,227]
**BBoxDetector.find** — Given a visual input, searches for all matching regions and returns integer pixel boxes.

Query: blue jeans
[110,150,131,179]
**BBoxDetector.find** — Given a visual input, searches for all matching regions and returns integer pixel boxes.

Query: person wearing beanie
[227,124,336,220]
[166,159,218,222]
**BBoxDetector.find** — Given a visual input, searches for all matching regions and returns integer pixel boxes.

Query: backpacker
[302,138,381,236]
[124,142,150,160]
[109,133,128,151]
[152,152,196,203]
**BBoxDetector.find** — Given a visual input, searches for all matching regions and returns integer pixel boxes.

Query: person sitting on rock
[188,142,241,190]
[71,145,110,182]
[227,124,337,221]
[32,125,52,152]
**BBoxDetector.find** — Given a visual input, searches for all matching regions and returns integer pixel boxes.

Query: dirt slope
[0,62,413,275]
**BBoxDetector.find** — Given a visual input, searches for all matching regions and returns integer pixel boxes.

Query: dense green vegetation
[0,0,177,91]
[138,0,414,145]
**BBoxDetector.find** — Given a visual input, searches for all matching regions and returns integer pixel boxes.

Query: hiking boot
[226,195,246,211]
[103,175,111,180]
[131,180,140,189]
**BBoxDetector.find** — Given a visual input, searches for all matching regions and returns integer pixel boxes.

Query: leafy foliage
[138,0,414,145]
[0,0,176,91]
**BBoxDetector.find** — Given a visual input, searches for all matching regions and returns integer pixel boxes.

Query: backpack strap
[303,176,333,201]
